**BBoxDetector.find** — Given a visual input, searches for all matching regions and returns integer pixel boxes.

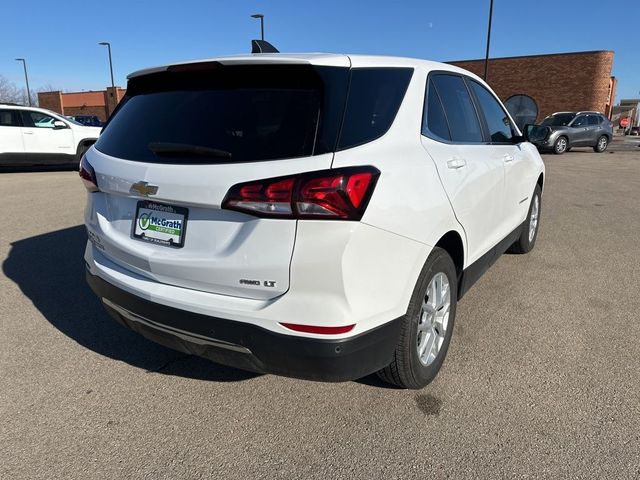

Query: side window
[337,68,413,150]
[431,74,483,143]
[22,111,58,128]
[422,79,451,141]
[572,115,588,127]
[469,80,514,143]
[0,109,21,127]
[588,115,599,126]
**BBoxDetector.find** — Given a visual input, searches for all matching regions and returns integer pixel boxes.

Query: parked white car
[0,104,101,166]
[82,53,545,389]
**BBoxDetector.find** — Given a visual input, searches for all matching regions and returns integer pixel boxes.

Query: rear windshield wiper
[148,142,232,159]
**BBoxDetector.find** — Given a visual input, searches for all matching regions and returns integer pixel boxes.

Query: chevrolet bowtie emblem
[130,181,159,196]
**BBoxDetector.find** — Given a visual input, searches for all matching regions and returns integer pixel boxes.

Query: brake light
[280,323,356,335]
[222,166,379,220]
[79,156,99,192]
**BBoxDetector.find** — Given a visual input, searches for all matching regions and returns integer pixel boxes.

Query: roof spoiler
[251,40,279,54]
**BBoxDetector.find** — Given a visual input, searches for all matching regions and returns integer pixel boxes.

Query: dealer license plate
[133,201,188,248]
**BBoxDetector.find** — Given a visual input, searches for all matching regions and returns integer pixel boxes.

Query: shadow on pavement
[2,225,257,383]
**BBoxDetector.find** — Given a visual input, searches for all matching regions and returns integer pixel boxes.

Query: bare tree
[0,75,26,104]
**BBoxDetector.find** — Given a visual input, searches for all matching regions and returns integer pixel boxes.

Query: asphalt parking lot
[2,146,640,479]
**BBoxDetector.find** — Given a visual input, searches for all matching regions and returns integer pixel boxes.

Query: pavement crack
[146,354,193,374]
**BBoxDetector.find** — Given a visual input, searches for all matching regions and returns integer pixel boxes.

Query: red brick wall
[38,91,63,114]
[449,51,615,122]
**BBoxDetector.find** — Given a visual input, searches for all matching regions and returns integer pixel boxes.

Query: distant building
[612,99,639,130]
[38,87,126,122]
[449,50,616,129]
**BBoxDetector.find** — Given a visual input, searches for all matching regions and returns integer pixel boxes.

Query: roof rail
[251,40,279,54]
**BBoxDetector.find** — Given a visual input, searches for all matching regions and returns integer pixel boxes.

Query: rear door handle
[23,131,34,135]
[447,158,467,169]
[503,154,514,163]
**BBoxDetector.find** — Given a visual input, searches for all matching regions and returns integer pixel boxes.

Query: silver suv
[533,111,613,154]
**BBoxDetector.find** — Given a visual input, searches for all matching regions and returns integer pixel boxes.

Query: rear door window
[337,68,413,150]
[572,115,588,127]
[0,109,22,127]
[95,64,350,163]
[588,115,599,126]
[431,74,483,143]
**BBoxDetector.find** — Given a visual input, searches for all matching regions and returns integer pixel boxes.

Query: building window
[505,95,538,130]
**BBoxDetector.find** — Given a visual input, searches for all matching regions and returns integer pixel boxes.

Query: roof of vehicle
[127,53,480,81]
[0,104,57,113]
[548,111,606,116]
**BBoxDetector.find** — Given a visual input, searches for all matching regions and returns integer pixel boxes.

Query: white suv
[82,54,545,389]
[0,104,101,166]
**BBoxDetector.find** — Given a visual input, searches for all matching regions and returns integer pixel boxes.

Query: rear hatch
[87,59,350,300]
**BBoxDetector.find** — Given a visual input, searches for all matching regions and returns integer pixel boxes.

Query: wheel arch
[434,230,465,289]
[76,138,97,155]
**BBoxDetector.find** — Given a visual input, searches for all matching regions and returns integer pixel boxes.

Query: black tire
[76,142,91,163]
[377,247,458,389]
[553,136,568,155]
[593,135,609,153]
[508,185,542,254]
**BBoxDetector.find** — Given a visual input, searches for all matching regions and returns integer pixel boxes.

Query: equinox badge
[130,181,159,196]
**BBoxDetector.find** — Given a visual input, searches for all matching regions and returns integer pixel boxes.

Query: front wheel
[377,248,457,389]
[594,135,609,153]
[553,136,568,154]
[509,185,542,254]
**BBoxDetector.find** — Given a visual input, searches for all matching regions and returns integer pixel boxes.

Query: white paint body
[84,54,545,340]
[0,104,101,157]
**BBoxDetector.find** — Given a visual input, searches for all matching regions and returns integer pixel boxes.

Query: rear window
[337,68,413,150]
[95,64,349,163]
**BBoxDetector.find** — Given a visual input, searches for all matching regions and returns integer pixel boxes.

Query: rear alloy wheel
[377,247,457,389]
[553,136,568,155]
[594,135,608,153]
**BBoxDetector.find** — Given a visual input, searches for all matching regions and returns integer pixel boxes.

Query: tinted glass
[504,95,538,131]
[469,81,514,143]
[422,79,451,141]
[541,113,575,126]
[96,64,350,163]
[337,68,413,150]
[22,111,57,128]
[588,115,599,126]
[0,109,21,127]
[431,74,483,142]
[572,115,588,127]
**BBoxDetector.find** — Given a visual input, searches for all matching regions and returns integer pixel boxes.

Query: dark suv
[533,111,613,154]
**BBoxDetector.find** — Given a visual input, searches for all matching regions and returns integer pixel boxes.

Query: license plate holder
[132,201,188,248]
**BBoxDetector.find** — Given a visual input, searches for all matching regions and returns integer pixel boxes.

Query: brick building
[38,86,126,122]
[449,50,616,127]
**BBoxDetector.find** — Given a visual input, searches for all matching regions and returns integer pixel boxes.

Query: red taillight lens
[222,166,379,220]
[280,323,356,335]
[79,156,99,192]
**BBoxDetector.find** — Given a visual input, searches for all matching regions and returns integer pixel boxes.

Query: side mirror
[523,124,549,143]
[53,120,67,130]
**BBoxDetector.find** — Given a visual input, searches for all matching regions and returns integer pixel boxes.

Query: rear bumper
[86,271,403,382]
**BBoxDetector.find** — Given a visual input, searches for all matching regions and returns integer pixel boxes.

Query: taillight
[79,156,99,192]
[222,166,379,220]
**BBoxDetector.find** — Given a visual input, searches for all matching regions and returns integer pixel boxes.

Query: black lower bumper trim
[86,271,403,382]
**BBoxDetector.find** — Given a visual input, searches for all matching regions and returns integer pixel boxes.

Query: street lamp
[483,0,494,81]
[14,58,32,106]
[98,42,115,90]
[251,13,265,41]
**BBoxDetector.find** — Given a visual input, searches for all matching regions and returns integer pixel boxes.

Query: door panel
[422,138,505,265]
[569,115,590,146]
[20,111,74,155]
[0,109,25,156]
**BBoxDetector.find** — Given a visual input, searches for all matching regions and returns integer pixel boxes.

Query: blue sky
[3,0,639,101]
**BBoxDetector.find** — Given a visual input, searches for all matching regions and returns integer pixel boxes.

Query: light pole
[251,13,265,41]
[483,0,494,81]
[98,42,115,90]
[15,58,32,106]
